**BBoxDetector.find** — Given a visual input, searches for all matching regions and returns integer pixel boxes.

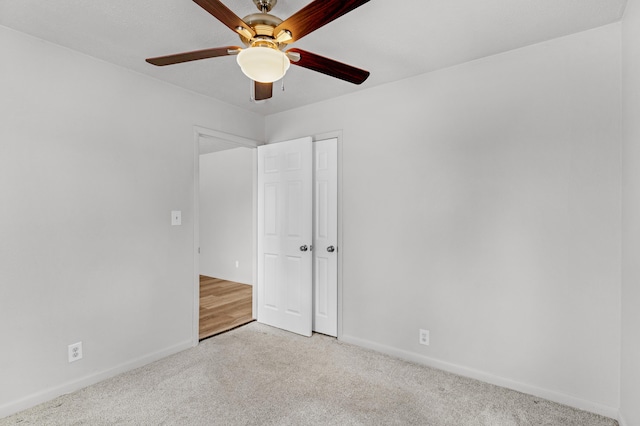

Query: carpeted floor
[1,322,618,425]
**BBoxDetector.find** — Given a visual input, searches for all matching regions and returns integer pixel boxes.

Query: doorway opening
[193,127,259,344]
[193,128,343,345]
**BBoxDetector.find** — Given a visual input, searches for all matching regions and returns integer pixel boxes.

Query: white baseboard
[618,411,629,426]
[340,334,619,420]
[0,339,193,419]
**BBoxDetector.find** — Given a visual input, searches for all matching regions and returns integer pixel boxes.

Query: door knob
[327,246,335,253]
[300,245,308,252]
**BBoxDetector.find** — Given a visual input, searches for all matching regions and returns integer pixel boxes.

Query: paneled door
[313,138,338,336]
[257,137,313,337]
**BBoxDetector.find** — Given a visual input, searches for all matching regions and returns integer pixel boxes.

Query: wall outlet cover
[68,342,83,362]
[419,329,430,346]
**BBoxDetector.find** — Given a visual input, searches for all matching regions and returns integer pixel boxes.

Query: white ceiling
[0,0,627,116]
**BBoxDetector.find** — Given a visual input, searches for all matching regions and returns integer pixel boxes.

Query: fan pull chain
[281,78,285,92]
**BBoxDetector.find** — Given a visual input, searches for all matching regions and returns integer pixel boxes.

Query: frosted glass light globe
[237,47,290,83]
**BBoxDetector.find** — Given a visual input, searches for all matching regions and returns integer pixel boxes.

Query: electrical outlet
[419,329,430,346]
[235,261,239,268]
[68,342,83,362]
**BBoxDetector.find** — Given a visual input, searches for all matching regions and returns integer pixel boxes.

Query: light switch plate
[171,210,181,226]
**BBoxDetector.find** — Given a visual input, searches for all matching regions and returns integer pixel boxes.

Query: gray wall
[266,24,622,416]
[621,0,640,425]
[199,148,254,284]
[0,25,263,416]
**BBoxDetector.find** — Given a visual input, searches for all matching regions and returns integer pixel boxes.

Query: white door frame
[193,128,344,344]
[192,126,261,347]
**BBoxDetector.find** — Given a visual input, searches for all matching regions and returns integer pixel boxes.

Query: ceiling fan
[145,0,371,101]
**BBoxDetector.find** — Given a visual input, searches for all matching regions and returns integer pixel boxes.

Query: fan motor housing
[239,13,284,48]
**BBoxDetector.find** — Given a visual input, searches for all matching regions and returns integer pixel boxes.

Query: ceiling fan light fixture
[237,46,290,83]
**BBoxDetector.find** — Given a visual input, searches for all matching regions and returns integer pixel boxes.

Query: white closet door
[313,138,338,336]
[257,137,313,337]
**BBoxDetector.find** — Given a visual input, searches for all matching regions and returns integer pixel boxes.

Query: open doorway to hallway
[197,131,258,341]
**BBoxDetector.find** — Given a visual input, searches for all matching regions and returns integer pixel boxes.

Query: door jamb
[193,126,261,347]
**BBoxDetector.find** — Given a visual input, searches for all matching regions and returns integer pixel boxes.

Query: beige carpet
[1,322,618,425]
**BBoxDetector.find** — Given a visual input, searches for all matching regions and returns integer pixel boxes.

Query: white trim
[618,411,629,426]
[0,339,192,419]
[193,126,261,346]
[192,130,200,347]
[340,334,619,420]
[194,126,262,149]
[251,148,258,320]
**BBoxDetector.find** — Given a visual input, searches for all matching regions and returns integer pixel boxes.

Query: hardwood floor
[199,276,253,340]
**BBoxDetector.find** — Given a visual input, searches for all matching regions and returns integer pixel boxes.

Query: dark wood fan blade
[274,0,370,43]
[254,82,273,101]
[146,46,241,66]
[287,48,370,85]
[193,0,255,38]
